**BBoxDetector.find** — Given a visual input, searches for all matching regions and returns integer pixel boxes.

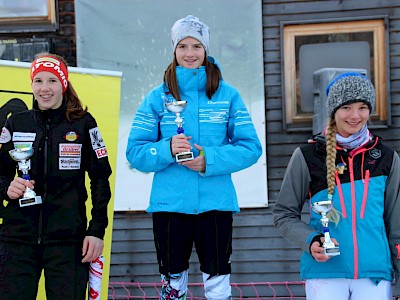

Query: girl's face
[334,102,370,137]
[32,71,64,110]
[175,37,205,69]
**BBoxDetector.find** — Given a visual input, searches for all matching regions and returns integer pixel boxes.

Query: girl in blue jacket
[126,15,262,300]
[274,72,400,300]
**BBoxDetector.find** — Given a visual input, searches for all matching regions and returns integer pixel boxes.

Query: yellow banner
[0,60,121,300]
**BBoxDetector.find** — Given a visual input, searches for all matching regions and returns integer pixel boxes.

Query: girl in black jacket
[0,53,112,300]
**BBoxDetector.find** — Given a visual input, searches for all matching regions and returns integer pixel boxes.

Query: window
[281,18,389,130]
[0,0,57,32]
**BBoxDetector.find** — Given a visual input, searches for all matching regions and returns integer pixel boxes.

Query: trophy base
[19,196,42,207]
[176,151,194,162]
[324,246,340,257]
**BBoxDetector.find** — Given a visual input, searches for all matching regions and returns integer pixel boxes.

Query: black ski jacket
[0,102,112,245]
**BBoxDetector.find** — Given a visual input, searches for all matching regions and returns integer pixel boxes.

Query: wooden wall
[4,0,398,298]
[109,1,400,298]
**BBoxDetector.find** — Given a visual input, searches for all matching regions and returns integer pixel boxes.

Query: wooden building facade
[1,0,399,298]
[110,1,400,298]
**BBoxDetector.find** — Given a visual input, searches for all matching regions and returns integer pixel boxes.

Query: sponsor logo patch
[207,100,229,105]
[59,143,82,157]
[59,157,81,170]
[369,148,381,159]
[95,147,108,159]
[0,127,11,143]
[89,127,105,150]
[64,131,79,142]
[12,132,36,142]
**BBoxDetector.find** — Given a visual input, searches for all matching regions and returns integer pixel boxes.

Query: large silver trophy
[9,147,42,207]
[165,100,194,162]
[312,200,340,256]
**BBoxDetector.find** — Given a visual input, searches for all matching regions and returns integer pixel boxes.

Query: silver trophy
[9,147,42,207]
[165,100,194,162]
[311,200,340,256]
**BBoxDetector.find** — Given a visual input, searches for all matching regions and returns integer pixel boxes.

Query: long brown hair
[163,55,222,100]
[34,53,88,121]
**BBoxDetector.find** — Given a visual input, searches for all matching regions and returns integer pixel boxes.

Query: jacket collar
[313,133,381,154]
[33,99,67,123]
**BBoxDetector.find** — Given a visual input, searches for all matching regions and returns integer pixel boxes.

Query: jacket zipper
[38,118,50,244]
[360,170,370,219]
[348,157,359,279]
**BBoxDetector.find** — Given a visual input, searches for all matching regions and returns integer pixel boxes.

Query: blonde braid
[325,118,340,225]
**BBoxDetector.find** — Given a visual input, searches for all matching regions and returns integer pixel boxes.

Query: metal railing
[108,281,307,299]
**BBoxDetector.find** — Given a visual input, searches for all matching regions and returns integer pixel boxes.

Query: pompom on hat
[171,15,210,54]
[326,72,375,118]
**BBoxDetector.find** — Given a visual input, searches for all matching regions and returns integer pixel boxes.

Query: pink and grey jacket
[273,135,400,290]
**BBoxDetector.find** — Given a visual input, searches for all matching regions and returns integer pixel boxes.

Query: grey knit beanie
[171,15,210,54]
[326,72,375,118]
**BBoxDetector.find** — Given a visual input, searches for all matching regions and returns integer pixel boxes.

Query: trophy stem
[320,212,331,244]
[320,212,340,256]
[175,112,184,134]
[322,227,333,246]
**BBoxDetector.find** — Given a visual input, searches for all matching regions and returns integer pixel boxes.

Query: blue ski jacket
[126,59,262,214]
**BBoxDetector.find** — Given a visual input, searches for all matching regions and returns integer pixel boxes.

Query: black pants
[152,210,233,276]
[0,241,89,300]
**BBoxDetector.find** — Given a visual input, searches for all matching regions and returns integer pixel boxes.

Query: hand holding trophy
[312,199,340,256]
[165,100,194,162]
[9,147,42,207]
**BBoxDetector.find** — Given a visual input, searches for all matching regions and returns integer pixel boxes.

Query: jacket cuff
[309,233,324,254]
